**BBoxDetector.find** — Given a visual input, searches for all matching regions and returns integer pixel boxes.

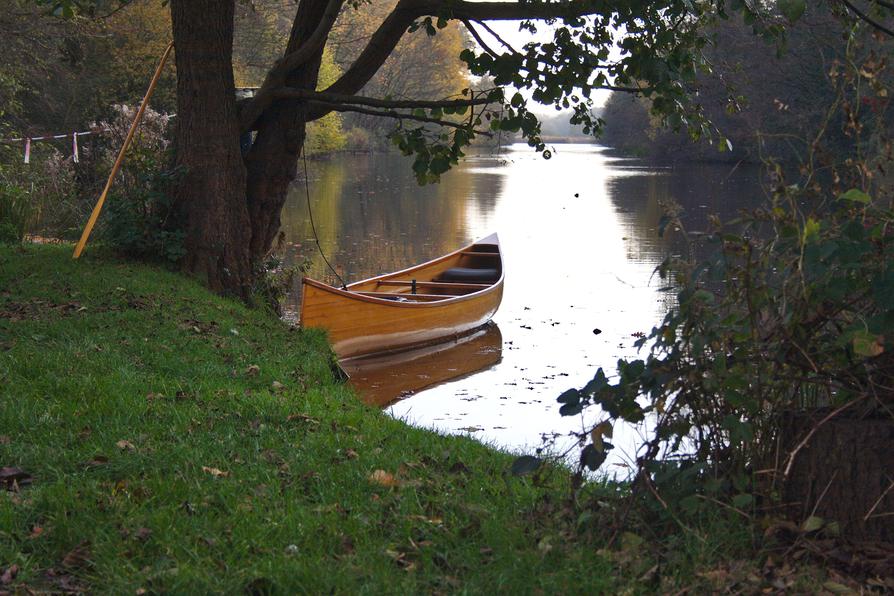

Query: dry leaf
[85,455,109,468]
[0,564,18,585]
[345,449,359,460]
[271,381,285,391]
[286,413,319,425]
[116,440,135,451]
[135,527,152,542]
[62,540,92,569]
[29,525,45,539]
[202,466,230,478]
[369,469,400,488]
[245,364,260,376]
[0,467,32,490]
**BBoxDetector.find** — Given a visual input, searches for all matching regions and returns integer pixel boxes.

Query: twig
[782,397,863,479]
[808,469,839,520]
[695,494,752,519]
[640,469,706,543]
[864,477,894,522]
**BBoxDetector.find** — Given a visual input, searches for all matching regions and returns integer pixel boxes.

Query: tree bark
[171,0,252,297]
[244,0,331,262]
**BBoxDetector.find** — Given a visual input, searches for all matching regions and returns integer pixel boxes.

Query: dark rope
[302,145,348,290]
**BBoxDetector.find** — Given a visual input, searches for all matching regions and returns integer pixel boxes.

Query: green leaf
[510,455,542,476]
[556,388,580,404]
[778,0,806,22]
[853,330,884,357]
[801,515,825,533]
[803,217,821,242]
[838,188,871,204]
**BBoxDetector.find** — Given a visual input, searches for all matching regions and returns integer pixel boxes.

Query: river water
[280,143,763,467]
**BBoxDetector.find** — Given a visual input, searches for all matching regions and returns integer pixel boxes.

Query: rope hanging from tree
[302,142,347,291]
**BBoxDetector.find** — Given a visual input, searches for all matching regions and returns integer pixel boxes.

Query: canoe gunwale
[300,234,503,309]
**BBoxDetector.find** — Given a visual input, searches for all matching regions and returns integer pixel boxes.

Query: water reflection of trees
[279,152,505,308]
[607,162,766,266]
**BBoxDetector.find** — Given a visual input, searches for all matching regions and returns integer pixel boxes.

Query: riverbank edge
[0,244,623,593]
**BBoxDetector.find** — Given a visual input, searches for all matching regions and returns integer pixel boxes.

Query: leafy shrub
[548,15,894,521]
[0,178,31,244]
[91,104,185,262]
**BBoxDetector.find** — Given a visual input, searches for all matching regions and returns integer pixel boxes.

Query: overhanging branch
[239,0,345,132]
[306,101,494,137]
[317,0,607,117]
[274,88,492,110]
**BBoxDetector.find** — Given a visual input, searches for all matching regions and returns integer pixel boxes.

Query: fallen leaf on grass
[84,455,109,468]
[338,535,355,556]
[344,449,359,460]
[245,364,260,376]
[449,461,470,475]
[384,549,417,571]
[116,440,135,451]
[202,466,230,478]
[0,564,18,585]
[0,467,32,490]
[0,436,10,445]
[135,527,152,542]
[62,540,92,570]
[29,525,45,539]
[271,381,285,392]
[286,413,319,425]
[369,469,400,488]
[407,515,444,526]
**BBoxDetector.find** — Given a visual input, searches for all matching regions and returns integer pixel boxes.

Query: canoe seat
[436,267,500,284]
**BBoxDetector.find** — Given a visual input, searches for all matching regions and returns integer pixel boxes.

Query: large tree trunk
[171,0,253,297]
[244,0,331,263]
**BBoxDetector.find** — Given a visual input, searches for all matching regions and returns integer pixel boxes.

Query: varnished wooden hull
[300,234,503,359]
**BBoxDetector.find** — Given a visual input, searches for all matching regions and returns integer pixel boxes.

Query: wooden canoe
[300,233,504,359]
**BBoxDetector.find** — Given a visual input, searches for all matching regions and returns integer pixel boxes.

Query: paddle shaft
[73,41,174,259]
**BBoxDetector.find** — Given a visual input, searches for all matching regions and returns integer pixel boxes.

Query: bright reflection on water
[280,143,763,469]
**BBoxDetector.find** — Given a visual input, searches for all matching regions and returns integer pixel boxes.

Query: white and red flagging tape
[0,129,105,163]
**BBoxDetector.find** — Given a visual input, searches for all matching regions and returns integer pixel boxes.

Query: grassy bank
[0,245,618,593]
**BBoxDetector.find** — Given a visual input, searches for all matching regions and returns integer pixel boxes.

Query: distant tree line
[601,4,892,163]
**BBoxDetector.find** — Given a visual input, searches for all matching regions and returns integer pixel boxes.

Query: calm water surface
[281,144,763,467]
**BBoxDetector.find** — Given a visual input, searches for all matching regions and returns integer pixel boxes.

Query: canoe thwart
[376,280,490,290]
[354,291,460,301]
[460,251,501,257]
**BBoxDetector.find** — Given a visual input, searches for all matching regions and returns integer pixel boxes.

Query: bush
[90,104,185,262]
[545,15,894,530]
[0,179,31,244]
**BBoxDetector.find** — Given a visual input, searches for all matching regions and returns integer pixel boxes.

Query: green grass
[0,245,616,594]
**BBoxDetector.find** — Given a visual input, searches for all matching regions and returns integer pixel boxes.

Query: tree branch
[239,0,345,132]
[315,0,606,118]
[305,101,493,136]
[274,88,492,110]
[462,20,501,58]
[470,19,522,56]
[837,0,894,37]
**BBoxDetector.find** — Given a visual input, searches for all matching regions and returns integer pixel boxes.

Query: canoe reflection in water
[340,323,503,407]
